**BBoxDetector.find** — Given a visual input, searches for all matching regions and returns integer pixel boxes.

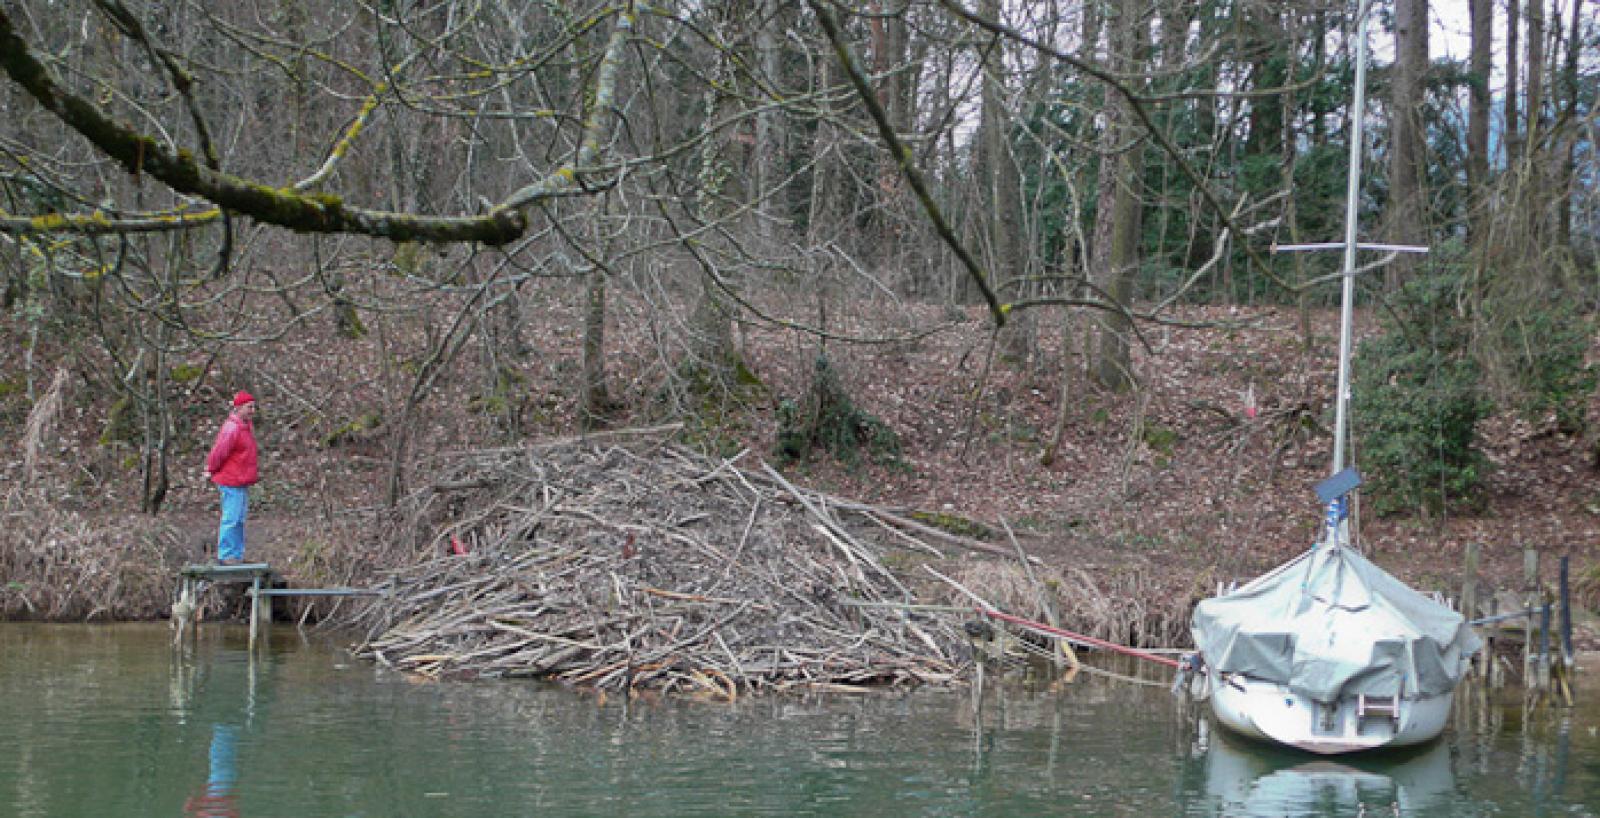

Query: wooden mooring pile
[1459,544,1579,706]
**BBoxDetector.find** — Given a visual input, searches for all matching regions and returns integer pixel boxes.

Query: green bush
[774,356,901,469]
[1352,274,1490,516]
[1496,305,1594,434]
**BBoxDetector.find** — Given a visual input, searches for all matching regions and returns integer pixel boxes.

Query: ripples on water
[0,623,1594,817]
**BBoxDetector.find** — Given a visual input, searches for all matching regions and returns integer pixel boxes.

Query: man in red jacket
[206,392,259,565]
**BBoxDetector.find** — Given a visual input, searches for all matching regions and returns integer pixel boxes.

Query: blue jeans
[217,486,249,562]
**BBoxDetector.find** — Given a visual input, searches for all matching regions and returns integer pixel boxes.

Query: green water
[1,624,1595,817]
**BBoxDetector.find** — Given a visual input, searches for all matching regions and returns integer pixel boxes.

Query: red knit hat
[232,391,255,407]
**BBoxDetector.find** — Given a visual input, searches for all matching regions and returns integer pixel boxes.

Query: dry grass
[950,558,1216,648]
[4,367,189,620]
[20,368,66,483]
[0,489,187,620]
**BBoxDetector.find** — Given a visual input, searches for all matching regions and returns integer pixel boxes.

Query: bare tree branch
[0,7,520,244]
[808,0,1006,327]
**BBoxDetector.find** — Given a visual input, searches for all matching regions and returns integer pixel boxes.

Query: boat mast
[1275,0,1426,547]
[1332,0,1373,476]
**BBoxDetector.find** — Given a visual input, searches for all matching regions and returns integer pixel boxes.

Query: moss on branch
[0,9,525,246]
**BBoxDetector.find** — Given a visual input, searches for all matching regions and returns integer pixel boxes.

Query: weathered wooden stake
[1461,542,1480,621]
[1559,555,1573,667]
[1539,598,1552,691]
[1523,547,1539,686]
[171,575,197,646]
[1488,596,1501,688]
[248,575,262,652]
[1462,542,1481,681]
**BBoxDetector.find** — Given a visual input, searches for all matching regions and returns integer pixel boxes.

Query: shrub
[1352,273,1491,516]
[1494,304,1595,434]
[775,355,901,469]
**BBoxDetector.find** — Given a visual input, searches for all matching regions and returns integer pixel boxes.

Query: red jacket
[206,415,258,487]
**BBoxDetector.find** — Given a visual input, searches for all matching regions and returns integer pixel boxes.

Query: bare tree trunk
[871,0,913,135]
[1242,6,1285,159]
[864,0,912,271]
[377,1,414,214]
[686,55,741,388]
[1503,0,1521,166]
[1282,10,1313,350]
[139,326,171,514]
[1556,0,1581,249]
[580,207,612,430]
[1516,0,1547,248]
[1183,4,1219,274]
[980,0,1032,366]
[1081,0,1102,64]
[1042,0,1101,463]
[807,56,840,251]
[1467,0,1492,240]
[1386,0,1428,291]
[1525,0,1544,154]
[1090,0,1145,392]
[754,0,785,245]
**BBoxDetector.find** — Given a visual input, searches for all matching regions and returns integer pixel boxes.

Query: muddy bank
[0,496,375,624]
[7,432,1593,683]
[0,432,1198,694]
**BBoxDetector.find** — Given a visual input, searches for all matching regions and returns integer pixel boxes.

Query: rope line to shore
[977,607,1183,669]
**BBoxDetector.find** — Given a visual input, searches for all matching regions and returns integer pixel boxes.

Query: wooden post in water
[1462,543,1480,679]
[261,580,275,649]
[1559,555,1573,668]
[1538,598,1553,692]
[1488,596,1501,688]
[250,574,283,653]
[248,574,262,653]
[171,574,198,646]
[1558,555,1575,704]
[1523,547,1539,688]
[1461,542,1480,618]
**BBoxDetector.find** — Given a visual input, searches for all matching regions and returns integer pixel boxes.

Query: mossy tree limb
[0,208,220,235]
[0,5,635,246]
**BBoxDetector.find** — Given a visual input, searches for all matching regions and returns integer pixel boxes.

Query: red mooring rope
[977,607,1182,669]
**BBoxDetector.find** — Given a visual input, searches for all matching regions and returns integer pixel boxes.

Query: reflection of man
[183,723,239,817]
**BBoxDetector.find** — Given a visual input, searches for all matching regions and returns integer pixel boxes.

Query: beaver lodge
[349,430,1196,696]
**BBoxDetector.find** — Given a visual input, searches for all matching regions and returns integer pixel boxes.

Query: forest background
[1,0,1598,646]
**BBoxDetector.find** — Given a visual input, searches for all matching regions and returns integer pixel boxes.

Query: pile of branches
[352,430,990,696]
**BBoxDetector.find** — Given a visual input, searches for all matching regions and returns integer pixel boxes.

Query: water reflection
[172,631,270,818]
[0,626,1595,818]
[1175,680,1596,818]
[183,724,239,818]
[1189,723,1455,817]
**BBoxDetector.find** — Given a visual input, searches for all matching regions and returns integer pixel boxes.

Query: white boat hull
[1207,674,1454,754]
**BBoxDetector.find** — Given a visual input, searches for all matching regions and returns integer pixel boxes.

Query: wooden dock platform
[179,563,273,582]
[172,563,380,651]
[173,563,275,650]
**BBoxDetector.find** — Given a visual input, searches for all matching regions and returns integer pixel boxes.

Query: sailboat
[1187,0,1482,754]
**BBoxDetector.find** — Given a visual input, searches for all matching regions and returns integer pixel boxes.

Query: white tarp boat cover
[1191,544,1482,702]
